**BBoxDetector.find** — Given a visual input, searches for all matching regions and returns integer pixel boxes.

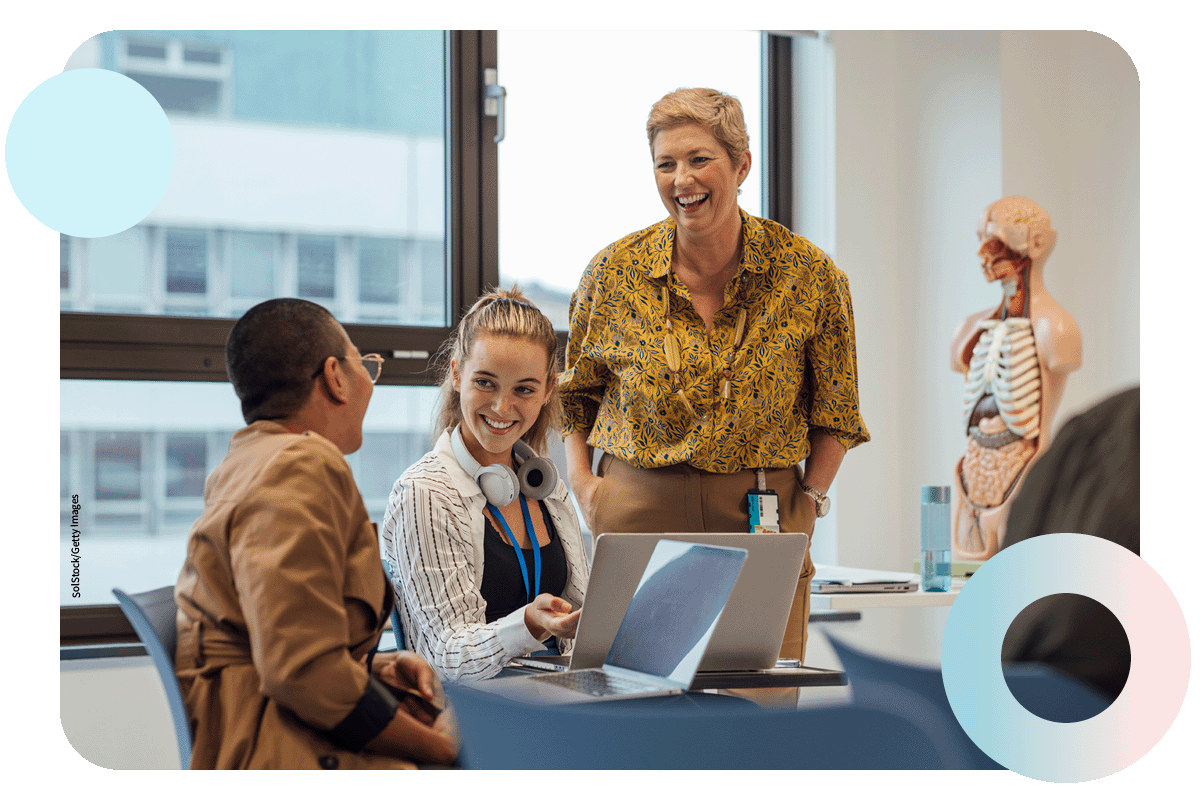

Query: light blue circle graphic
[942,533,1190,782]
[5,68,174,238]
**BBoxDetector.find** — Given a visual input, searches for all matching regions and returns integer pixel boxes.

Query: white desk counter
[810,578,966,610]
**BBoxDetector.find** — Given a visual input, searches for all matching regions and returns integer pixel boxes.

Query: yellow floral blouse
[560,210,869,473]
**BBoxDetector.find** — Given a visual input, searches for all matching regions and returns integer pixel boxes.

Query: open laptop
[473,540,747,705]
[514,532,808,673]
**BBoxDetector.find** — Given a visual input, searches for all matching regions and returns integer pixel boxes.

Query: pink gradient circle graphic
[941,533,1190,782]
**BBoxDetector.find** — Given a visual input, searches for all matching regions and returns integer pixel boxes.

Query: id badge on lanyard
[747,468,780,533]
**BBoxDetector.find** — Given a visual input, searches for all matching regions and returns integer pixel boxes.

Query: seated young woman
[382,287,588,681]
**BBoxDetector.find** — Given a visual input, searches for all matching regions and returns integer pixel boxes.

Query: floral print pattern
[560,210,869,472]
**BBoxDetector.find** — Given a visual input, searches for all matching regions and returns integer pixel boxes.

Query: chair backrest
[443,683,973,769]
[112,586,192,769]
[1001,661,1114,723]
[380,558,406,651]
[826,634,1002,769]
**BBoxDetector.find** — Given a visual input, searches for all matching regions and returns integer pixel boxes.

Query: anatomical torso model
[950,197,1082,560]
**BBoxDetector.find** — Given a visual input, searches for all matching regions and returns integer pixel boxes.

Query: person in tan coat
[174,298,458,769]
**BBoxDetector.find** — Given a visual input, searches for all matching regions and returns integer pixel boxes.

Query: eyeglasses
[311,354,385,384]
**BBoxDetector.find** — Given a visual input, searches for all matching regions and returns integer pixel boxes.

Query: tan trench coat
[175,421,414,769]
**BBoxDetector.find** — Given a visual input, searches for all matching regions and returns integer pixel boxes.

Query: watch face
[816,496,831,517]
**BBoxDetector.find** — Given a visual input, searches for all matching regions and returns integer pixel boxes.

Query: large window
[497,31,765,328]
[60,30,797,642]
[60,30,498,639]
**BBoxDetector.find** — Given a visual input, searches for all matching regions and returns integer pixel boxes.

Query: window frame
[60,30,796,647]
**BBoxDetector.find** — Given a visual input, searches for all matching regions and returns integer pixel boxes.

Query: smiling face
[452,333,553,468]
[652,122,750,242]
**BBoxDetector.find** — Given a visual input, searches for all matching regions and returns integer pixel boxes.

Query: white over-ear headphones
[450,425,558,506]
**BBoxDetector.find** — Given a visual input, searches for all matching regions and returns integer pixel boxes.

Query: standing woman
[561,87,869,662]
[383,288,588,681]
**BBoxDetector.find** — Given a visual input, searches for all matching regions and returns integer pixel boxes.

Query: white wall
[825,30,1138,579]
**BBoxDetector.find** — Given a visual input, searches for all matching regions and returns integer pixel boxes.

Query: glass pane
[358,237,401,304]
[60,30,448,327]
[298,235,337,298]
[94,433,142,500]
[127,41,167,59]
[165,228,208,294]
[165,434,207,497]
[497,30,763,329]
[88,226,145,297]
[61,433,70,499]
[127,73,223,114]
[60,380,438,604]
[60,234,70,289]
[230,231,276,298]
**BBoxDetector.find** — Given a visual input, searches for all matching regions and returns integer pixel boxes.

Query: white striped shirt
[381,430,589,681]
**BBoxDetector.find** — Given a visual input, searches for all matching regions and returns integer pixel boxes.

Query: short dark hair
[225,298,347,424]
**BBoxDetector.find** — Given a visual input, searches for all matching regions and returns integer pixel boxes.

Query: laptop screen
[602,540,746,683]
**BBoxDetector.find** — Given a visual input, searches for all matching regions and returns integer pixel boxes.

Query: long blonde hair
[433,286,562,454]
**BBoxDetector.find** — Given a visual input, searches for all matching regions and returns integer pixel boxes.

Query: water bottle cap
[921,485,951,503]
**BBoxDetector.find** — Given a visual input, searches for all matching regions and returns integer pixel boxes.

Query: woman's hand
[573,471,604,533]
[366,702,459,766]
[564,431,604,532]
[371,650,441,703]
[524,593,582,641]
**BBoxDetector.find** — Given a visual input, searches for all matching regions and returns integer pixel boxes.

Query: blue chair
[381,558,406,651]
[444,683,975,769]
[1001,662,1114,723]
[826,634,1003,769]
[112,586,192,770]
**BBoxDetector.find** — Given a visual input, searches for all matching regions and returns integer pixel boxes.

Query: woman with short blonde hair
[561,87,870,662]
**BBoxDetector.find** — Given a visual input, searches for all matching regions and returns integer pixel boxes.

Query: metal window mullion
[280,231,298,299]
[205,228,219,315]
[150,430,166,536]
[446,30,498,325]
[763,32,795,231]
[344,235,361,321]
[213,228,231,318]
[147,225,165,314]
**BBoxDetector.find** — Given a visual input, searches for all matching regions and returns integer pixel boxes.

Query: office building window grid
[60,226,446,325]
[61,424,432,604]
[59,30,797,628]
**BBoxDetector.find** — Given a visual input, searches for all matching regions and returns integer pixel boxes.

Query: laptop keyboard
[531,669,652,697]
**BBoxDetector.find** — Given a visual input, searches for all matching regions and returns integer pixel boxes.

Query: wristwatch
[801,484,830,518]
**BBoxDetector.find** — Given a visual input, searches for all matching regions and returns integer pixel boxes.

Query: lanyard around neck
[486,495,540,604]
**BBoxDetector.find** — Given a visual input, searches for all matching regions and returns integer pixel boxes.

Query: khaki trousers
[593,453,817,662]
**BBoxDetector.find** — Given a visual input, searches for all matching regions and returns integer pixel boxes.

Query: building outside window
[59,29,796,619]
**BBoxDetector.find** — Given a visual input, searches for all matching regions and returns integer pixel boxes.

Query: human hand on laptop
[524,593,583,641]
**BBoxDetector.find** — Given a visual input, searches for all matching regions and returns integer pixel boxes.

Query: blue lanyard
[486,495,540,604]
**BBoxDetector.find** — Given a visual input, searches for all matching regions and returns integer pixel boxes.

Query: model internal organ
[949,196,1081,561]
[960,319,1040,511]
[963,318,1041,440]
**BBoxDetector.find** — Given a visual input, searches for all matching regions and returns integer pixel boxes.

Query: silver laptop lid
[601,540,747,689]
[574,533,808,672]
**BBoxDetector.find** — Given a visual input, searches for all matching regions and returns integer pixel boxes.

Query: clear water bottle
[921,486,952,592]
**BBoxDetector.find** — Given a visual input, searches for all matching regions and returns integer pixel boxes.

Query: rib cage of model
[963,318,1041,440]
[949,196,1081,561]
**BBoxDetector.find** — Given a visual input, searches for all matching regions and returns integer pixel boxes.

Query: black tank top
[480,500,568,623]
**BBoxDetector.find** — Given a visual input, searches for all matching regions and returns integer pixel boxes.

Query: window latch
[483,68,506,144]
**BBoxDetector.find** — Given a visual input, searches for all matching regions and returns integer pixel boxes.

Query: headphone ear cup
[515,455,558,501]
[477,464,519,507]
